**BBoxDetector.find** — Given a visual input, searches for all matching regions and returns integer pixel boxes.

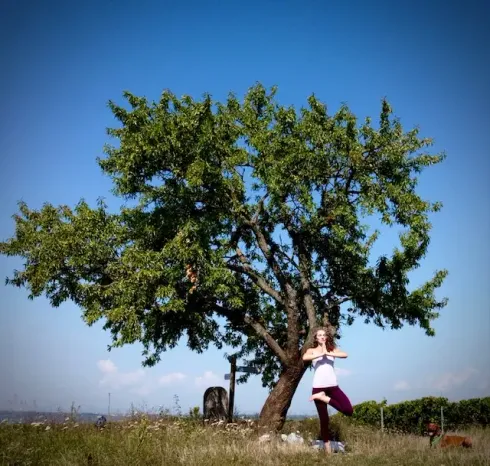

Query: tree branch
[226,222,287,306]
[235,219,301,358]
[252,193,268,223]
[345,166,356,196]
[231,190,286,293]
[215,303,289,365]
[277,236,300,271]
[227,262,284,305]
[276,248,299,271]
[245,219,287,290]
[285,225,316,331]
[361,146,383,158]
[325,295,351,309]
[244,315,289,365]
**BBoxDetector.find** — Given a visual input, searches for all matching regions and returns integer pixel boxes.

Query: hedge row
[345,396,490,434]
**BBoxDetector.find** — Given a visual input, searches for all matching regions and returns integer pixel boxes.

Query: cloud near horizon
[335,368,352,377]
[97,360,187,395]
[393,367,484,394]
[194,371,222,388]
[159,373,186,386]
[96,362,252,396]
[393,380,411,391]
[427,367,479,392]
[97,360,146,390]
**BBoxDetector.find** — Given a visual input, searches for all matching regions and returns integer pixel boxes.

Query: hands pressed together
[315,343,331,358]
[302,343,348,362]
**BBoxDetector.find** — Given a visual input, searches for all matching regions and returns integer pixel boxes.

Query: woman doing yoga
[302,327,353,453]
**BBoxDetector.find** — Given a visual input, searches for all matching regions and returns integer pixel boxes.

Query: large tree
[0,84,447,430]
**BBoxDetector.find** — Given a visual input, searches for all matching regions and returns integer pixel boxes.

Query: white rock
[282,432,304,444]
[258,433,272,443]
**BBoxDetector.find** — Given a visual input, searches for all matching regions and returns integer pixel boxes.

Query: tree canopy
[1,84,447,391]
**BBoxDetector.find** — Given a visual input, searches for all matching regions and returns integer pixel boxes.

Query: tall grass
[1,413,488,465]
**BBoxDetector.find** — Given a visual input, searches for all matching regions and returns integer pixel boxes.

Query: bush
[348,396,490,434]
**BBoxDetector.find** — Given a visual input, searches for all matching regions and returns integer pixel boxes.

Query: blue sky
[0,0,489,416]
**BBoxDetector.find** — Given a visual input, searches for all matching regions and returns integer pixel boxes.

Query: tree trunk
[258,359,306,432]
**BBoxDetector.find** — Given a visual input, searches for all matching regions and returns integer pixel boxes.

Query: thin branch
[232,167,245,183]
[276,234,300,271]
[226,223,286,305]
[246,218,302,356]
[215,303,289,365]
[234,189,288,295]
[325,296,351,309]
[229,227,243,247]
[245,219,287,290]
[276,248,299,271]
[345,166,356,196]
[243,315,289,365]
[230,191,301,358]
[362,146,382,158]
[285,225,316,331]
[226,263,284,305]
[252,193,268,223]
[235,246,249,265]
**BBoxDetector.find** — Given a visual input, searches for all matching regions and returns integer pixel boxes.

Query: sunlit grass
[1,412,488,465]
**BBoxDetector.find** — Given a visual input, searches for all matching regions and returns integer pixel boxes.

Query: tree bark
[258,358,306,432]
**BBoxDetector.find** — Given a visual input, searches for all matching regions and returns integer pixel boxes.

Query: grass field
[1,414,488,465]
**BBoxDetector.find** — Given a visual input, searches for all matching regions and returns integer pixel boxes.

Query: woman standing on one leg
[302,328,353,454]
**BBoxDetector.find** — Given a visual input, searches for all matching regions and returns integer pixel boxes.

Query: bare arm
[327,348,348,359]
[302,348,322,362]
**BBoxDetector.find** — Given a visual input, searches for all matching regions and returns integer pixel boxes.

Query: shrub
[348,396,490,434]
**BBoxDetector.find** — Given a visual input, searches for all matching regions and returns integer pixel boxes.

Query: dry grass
[1,415,488,466]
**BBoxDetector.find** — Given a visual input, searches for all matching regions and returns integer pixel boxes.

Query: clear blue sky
[0,0,489,416]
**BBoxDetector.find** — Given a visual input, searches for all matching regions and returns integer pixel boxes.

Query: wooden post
[227,355,237,423]
[441,406,444,432]
[380,406,384,432]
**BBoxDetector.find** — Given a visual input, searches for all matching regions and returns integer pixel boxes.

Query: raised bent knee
[343,406,353,417]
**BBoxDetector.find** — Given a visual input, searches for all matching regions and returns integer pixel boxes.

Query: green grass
[1,415,488,465]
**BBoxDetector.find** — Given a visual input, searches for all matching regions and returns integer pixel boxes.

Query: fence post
[227,355,237,423]
[441,406,444,432]
[380,406,384,433]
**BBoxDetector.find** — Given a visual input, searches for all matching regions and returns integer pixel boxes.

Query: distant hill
[0,411,123,424]
[0,410,310,424]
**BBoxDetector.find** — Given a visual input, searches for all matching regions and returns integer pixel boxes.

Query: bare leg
[309,391,331,404]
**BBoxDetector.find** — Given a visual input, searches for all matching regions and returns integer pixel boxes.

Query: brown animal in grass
[427,422,472,448]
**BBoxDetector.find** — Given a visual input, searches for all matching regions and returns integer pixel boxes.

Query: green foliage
[349,396,490,434]
[0,83,447,390]
[188,406,201,421]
